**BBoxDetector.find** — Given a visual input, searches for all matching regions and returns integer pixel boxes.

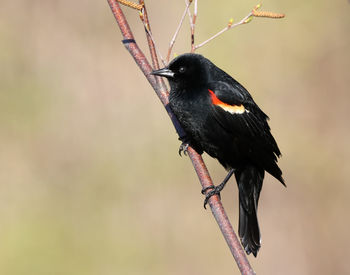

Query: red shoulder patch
[208,89,246,114]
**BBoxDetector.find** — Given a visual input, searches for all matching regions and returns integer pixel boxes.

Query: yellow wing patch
[219,103,246,114]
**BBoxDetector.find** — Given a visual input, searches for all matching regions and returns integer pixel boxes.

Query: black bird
[151,53,284,257]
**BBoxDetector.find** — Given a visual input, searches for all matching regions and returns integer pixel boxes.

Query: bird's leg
[178,135,190,156]
[202,169,235,209]
[179,142,189,156]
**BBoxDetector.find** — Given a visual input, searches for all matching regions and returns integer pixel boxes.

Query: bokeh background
[1,0,349,274]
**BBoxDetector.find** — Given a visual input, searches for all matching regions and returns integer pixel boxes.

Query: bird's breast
[169,89,246,168]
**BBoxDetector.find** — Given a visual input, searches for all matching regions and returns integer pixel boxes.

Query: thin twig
[107,1,255,274]
[194,11,253,50]
[142,25,167,67]
[139,3,167,67]
[166,0,193,63]
[139,0,168,95]
[194,3,285,51]
[186,0,193,27]
[190,0,198,53]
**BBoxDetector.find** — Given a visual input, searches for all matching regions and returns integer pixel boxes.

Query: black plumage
[151,53,284,256]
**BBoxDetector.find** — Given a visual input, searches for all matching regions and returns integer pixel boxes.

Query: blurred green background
[1,0,349,274]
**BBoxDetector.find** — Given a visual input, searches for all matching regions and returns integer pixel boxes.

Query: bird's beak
[150,67,174,78]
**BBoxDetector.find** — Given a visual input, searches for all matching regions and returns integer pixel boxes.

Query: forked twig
[186,0,193,27]
[138,0,168,95]
[194,12,252,50]
[194,3,285,51]
[139,3,167,67]
[166,0,193,63]
[107,1,256,274]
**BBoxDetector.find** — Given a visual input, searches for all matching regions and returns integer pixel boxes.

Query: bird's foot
[201,169,234,209]
[201,182,226,209]
[178,141,189,156]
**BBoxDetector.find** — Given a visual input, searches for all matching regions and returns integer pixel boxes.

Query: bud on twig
[228,18,234,28]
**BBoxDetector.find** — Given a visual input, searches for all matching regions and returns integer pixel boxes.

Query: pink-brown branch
[107,1,255,274]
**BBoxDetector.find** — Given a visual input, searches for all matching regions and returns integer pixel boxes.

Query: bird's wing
[207,81,281,157]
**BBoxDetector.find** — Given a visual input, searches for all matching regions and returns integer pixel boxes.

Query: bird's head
[151,53,209,90]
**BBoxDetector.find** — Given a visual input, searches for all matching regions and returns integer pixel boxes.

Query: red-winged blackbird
[151,53,284,257]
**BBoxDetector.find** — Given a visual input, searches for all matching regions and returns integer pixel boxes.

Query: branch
[194,3,285,51]
[166,0,193,63]
[190,0,198,52]
[107,1,255,274]
[139,1,166,67]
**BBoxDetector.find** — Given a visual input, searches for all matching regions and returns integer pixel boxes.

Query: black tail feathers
[238,200,261,256]
[235,166,264,257]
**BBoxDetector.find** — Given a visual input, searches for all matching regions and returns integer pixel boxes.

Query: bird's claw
[178,142,189,156]
[202,185,222,209]
[201,186,214,194]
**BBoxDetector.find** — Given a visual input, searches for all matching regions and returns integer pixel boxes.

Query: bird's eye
[178,66,186,73]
